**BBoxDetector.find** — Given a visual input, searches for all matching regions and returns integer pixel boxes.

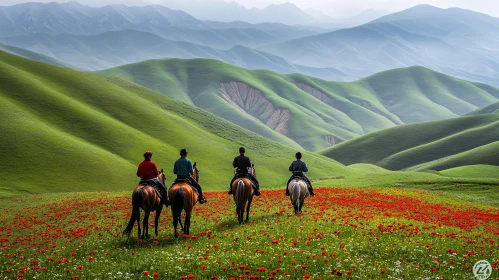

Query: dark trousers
[175,175,204,197]
[287,174,313,190]
[229,173,260,191]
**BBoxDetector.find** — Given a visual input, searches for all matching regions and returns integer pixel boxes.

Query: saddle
[171,177,199,196]
[290,175,311,188]
[138,179,163,199]
[234,173,257,192]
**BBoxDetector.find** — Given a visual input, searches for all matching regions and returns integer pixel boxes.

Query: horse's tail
[291,182,300,208]
[123,188,143,236]
[235,180,246,209]
[171,187,185,220]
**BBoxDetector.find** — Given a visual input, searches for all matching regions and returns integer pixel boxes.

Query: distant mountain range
[159,0,387,28]
[99,59,499,151]
[0,2,319,49]
[2,2,499,88]
[0,30,350,80]
[260,5,499,87]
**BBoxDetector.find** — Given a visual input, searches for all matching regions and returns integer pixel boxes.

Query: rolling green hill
[468,101,499,115]
[438,165,499,179]
[99,59,499,151]
[0,43,70,68]
[0,50,358,197]
[319,114,499,171]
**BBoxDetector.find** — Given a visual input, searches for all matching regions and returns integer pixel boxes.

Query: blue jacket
[174,157,193,176]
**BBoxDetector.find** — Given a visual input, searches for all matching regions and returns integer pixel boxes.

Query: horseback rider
[286,152,315,196]
[173,149,207,204]
[228,147,261,196]
[136,151,170,206]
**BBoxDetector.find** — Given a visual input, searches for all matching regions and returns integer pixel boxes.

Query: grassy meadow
[0,184,498,279]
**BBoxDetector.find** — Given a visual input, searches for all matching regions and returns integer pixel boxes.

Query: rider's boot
[164,199,171,207]
[228,185,233,195]
[198,195,207,204]
[308,187,315,196]
[254,187,261,196]
[285,188,290,196]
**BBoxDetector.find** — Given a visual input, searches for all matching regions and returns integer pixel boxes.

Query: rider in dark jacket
[286,152,315,196]
[228,147,261,196]
[173,149,207,204]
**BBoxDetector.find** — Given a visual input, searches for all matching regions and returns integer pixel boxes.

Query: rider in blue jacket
[286,152,315,196]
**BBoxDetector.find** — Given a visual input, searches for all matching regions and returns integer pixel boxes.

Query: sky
[1,0,498,18]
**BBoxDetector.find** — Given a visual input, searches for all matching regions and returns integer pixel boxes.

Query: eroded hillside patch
[220,81,291,134]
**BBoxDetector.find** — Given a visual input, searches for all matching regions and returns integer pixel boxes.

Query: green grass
[438,165,499,179]
[0,50,360,197]
[0,187,498,279]
[348,163,388,173]
[99,59,499,151]
[320,114,499,171]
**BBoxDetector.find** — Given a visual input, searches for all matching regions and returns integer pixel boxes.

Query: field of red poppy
[0,187,498,279]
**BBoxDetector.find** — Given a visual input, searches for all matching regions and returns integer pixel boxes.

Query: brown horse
[123,170,166,239]
[232,165,256,224]
[168,163,199,238]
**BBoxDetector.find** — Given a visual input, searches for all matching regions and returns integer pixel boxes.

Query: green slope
[467,101,499,115]
[0,50,358,197]
[319,114,499,171]
[99,59,499,151]
[438,165,499,179]
[0,43,71,68]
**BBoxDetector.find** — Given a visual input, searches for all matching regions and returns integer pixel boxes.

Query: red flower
[304,274,311,278]
[153,272,159,277]
[201,265,207,269]
[143,271,149,276]
[380,269,386,274]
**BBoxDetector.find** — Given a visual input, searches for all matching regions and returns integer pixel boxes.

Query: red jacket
[137,160,159,180]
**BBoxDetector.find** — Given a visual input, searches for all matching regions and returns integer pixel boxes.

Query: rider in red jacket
[137,151,170,206]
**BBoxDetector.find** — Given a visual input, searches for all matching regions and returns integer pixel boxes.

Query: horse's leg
[238,206,243,224]
[142,211,150,239]
[137,208,141,237]
[155,206,162,237]
[172,209,180,239]
[184,210,192,235]
[245,197,252,223]
[179,213,184,231]
[299,200,304,213]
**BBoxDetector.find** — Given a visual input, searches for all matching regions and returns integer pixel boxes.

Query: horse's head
[158,169,166,185]
[193,162,199,182]
[249,164,256,178]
